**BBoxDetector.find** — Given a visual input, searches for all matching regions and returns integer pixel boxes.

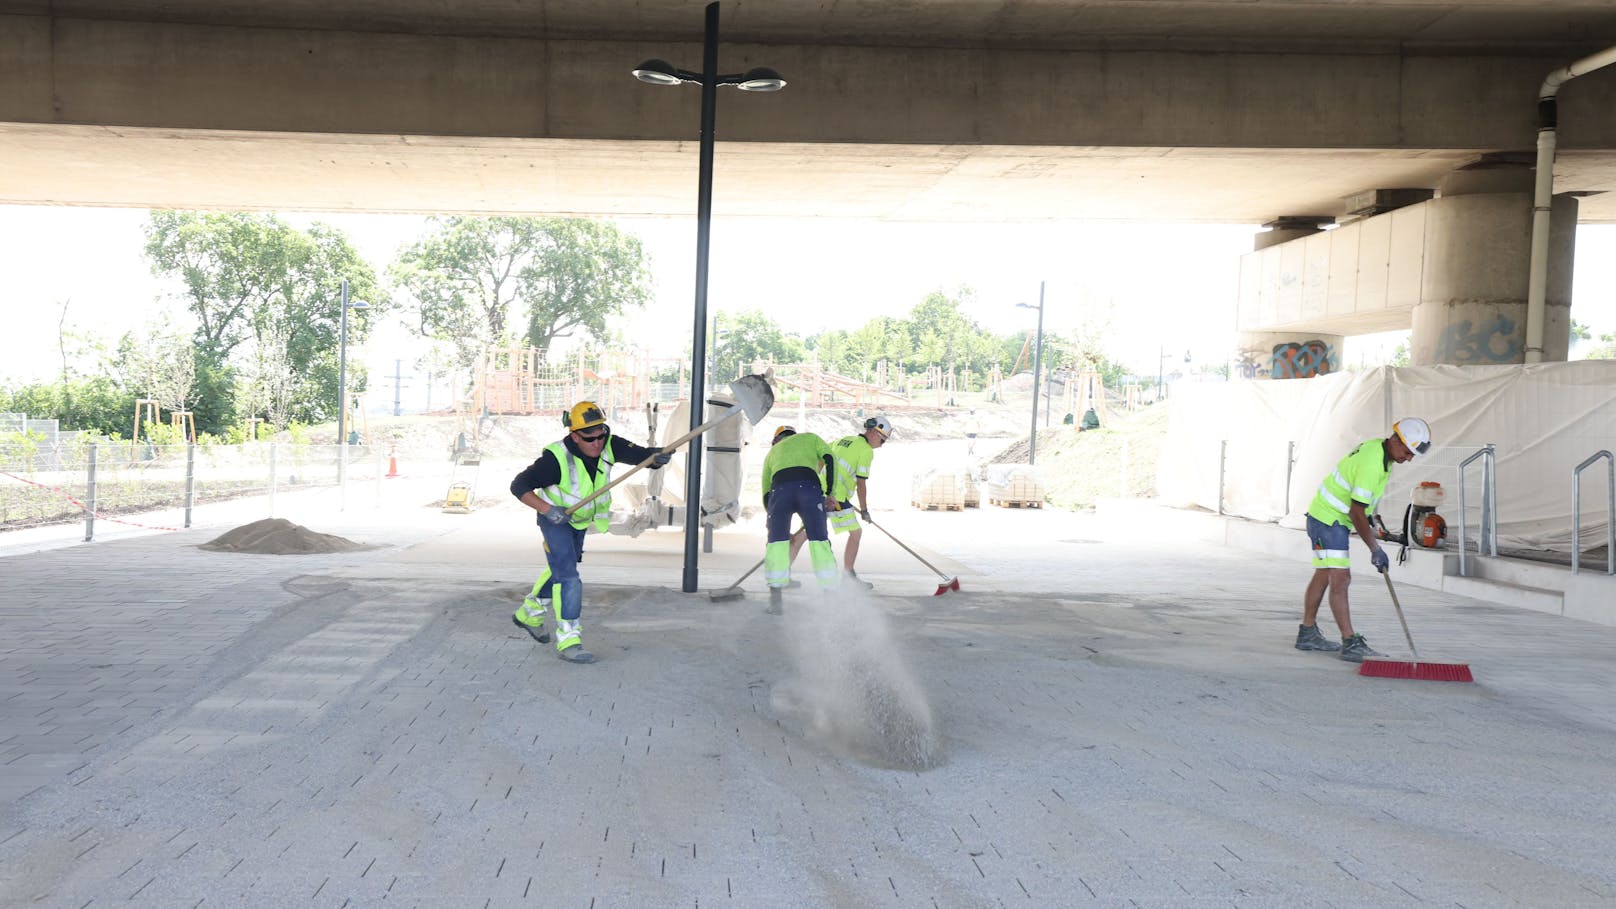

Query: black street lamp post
[634,2,785,592]
[337,279,369,510]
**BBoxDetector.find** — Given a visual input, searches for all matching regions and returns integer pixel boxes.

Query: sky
[3,204,1614,412]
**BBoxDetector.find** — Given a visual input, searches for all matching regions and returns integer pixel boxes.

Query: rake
[1358,572,1474,683]
[865,517,961,596]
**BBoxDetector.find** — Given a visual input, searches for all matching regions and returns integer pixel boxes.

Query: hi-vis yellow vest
[1307,440,1389,527]
[540,440,617,532]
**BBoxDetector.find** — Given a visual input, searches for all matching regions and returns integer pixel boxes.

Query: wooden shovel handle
[563,408,744,516]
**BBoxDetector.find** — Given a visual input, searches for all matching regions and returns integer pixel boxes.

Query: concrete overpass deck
[3,471,1614,906]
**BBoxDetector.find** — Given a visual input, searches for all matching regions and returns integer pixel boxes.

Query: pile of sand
[199,518,369,555]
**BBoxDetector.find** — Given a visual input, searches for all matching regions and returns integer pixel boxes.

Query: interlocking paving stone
[1,502,1614,905]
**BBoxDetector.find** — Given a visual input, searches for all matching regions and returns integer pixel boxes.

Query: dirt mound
[199,518,370,555]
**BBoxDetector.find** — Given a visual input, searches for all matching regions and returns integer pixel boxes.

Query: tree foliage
[142,211,381,431]
[390,217,651,367]
[712,310,807,380]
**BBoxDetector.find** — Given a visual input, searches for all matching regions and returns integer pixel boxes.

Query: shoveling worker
[510,400,671,664]
[790,415,892,590]
[761,426,839,614]
[1297,417,1431,663]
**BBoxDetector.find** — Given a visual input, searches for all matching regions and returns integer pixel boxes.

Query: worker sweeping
[510,401,671,664]
[1296,417,1431,662]
[791,415,892,589]
[761,425,840,614]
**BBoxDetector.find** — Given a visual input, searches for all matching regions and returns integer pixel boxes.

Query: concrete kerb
[2,497,1616,905]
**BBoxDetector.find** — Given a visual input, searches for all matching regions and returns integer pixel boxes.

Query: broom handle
[1382,571,1420,659]
[866,517,951,581]
[727,557,766,589]
[564,409,743,516]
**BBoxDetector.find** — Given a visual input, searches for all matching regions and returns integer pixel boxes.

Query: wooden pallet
[990,498,1043,508]
[913,502,964,511]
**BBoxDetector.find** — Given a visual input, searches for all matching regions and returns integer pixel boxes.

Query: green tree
[711,310,806,380]
[143,211,381,430]
[391,217,651,367]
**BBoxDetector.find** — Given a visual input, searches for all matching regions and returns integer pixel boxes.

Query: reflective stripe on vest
[540,439,617,532]
[1307,441,1387,527]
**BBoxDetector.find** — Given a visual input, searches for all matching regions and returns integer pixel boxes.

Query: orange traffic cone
[386,447,400,478]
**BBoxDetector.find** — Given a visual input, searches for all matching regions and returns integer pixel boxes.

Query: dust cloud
[769,590,943,770]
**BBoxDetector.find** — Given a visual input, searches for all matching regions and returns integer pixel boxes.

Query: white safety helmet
[1393,417,1432,456]
[864,415,893,440]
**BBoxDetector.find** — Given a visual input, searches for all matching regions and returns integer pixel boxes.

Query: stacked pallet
[911,470,966,511]
[961,472,980,508]
[984,464,1045,508]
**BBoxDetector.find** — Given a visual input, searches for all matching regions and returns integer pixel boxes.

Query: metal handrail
[1572,450,1615,575]
[1456,444,1498,578]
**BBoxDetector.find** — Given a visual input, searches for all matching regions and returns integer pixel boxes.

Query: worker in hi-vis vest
[760,426,839,614]
[1297,417,1431,663]
[791,415,891,590]
[510,401,670,664]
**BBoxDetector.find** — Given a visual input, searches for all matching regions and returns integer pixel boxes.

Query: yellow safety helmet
[772,425,797,445]
[563,401,608,432]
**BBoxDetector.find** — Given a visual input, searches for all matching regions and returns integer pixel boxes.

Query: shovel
[865,517,962,596]
[565,373,775,517]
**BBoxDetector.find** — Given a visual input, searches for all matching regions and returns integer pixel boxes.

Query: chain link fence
[0,440,414,540]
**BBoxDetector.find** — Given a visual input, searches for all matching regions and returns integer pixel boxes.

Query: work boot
[1294,624,1341,652]
[765,587,784,615]
[844,570,874,591]
[785,579,803,589]
[557,644,596,664]
[512,611,550,644]
[1339,633,1384,663]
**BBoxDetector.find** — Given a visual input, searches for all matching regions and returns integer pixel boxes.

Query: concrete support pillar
[1411,164,1578,366]
[1236,331,1346,379]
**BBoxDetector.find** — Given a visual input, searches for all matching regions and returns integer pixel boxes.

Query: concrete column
[1411,164,1577,365]
[1236,331,1346,379]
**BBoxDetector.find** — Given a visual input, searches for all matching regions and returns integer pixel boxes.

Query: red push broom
[1358,572,1474,683]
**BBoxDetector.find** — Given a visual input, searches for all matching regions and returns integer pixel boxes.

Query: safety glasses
[576,429,608,442]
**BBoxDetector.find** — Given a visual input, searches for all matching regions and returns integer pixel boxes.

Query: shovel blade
[727,374,775,424]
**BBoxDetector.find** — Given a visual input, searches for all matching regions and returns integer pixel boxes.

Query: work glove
[1371,547,1390,574]
[859,508,872,523]
[540,507,569,527]
[649,451,673,469]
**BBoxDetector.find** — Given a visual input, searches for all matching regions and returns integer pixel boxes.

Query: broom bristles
[1358,658,1474,683]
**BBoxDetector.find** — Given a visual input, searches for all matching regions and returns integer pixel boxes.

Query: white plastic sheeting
[1158,363,1616,552]
[698,392,753,529]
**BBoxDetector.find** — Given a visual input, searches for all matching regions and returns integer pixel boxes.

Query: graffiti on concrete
[1433,315,1521,364]
[1270,339,1339,379]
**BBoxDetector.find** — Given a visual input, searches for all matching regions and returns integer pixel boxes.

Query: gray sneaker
[765,587,784,615]
[1339,633,1384,663]
[1295,624,1341,652]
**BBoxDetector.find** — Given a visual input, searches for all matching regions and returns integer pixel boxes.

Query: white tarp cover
[1158,363,1616,552]
[698,393,752,528]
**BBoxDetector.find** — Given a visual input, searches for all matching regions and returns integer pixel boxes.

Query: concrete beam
[6,14,1616,150]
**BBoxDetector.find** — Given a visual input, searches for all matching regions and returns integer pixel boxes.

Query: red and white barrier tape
[0,470,184,532]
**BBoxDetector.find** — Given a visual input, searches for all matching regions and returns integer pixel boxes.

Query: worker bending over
[762,425,839,614]
[1297,417,1431,662]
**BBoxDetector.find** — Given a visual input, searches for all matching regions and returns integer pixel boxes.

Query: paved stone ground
[3,472,1616,907]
